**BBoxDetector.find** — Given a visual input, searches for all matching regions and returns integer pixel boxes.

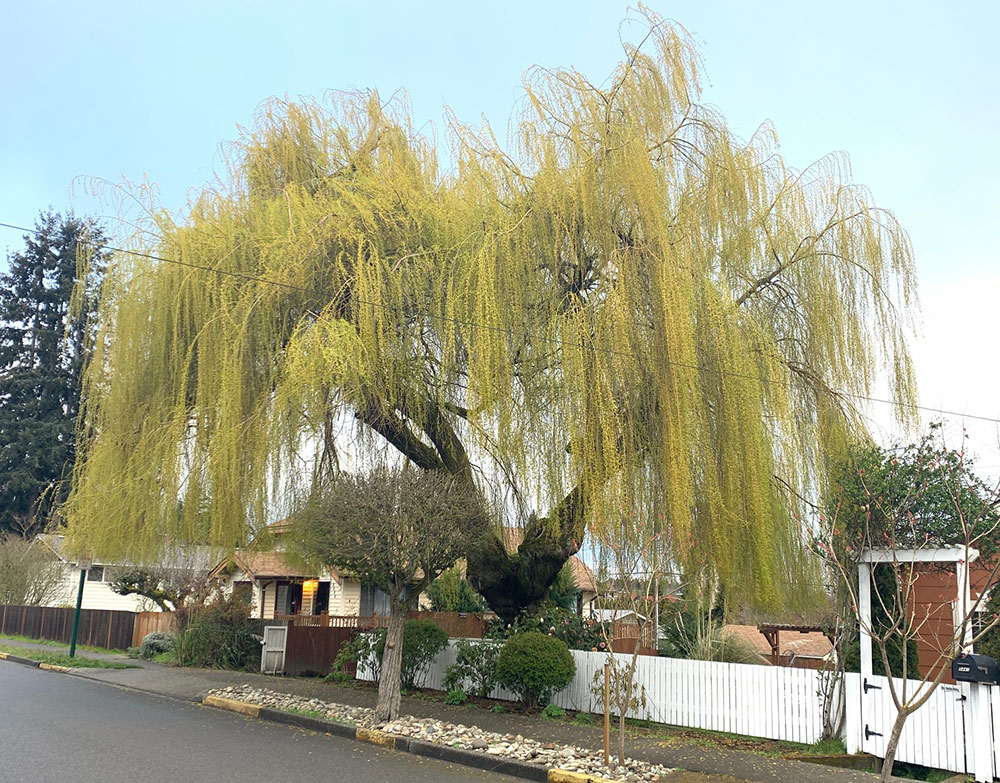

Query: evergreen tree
[0,212,105,536]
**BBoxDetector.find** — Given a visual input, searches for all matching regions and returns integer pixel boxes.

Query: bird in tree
[65,11,918,619]
[0,212,106,537]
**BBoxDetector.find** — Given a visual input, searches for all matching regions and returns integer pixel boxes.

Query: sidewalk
[0,636,892,783]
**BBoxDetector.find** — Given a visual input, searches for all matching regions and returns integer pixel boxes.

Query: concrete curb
[201,694,624,783]
[0,651,41,668]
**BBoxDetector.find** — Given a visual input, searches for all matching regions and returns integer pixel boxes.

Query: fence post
[603,662,611,767]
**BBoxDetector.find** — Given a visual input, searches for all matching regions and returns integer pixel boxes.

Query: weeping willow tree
[65,11,917,621]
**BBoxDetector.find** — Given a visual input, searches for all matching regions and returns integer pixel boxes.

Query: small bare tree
[292,465,486,723]
[0,535,64,606]
[590,519,669,766]
[821,433,1000,782]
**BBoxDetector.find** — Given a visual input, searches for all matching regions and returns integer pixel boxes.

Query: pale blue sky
[2,1,998,459]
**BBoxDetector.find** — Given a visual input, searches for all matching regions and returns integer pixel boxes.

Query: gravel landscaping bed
[209,684,672,782]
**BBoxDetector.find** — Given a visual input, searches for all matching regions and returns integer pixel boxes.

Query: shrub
[495,631,575,708]
[976,589,1000,662]
[444,688,468,705]
[489,704,506,714]
[487,607,606,651]
[443,638,501,697]
[373,620,449,689]
[541,704,565,720]
[176,595,260,671]
[687,627,770,665]
[427,565,486,612]
[139,631,175,660]
[327,633,381,683]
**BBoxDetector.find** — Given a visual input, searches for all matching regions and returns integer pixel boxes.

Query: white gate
[260,625,287,674]
[992,686,1000,778]
[846,672,969,774]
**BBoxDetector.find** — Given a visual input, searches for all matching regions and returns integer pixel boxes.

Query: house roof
[36,534,214,573]
[724,624,833,659]
[209,550,321,580]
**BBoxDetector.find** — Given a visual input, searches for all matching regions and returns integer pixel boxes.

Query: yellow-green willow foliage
[65,13,917,611]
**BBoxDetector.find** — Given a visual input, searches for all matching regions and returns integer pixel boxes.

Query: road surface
[0,663,515,783]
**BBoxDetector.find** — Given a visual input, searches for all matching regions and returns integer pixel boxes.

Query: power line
[3,218,1000,427]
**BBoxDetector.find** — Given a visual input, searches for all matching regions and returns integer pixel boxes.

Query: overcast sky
[2,1,997,470]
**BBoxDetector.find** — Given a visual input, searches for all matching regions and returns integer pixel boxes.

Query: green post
[69,566,86,658]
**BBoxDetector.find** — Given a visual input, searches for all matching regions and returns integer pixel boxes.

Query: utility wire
[3,218,999,426]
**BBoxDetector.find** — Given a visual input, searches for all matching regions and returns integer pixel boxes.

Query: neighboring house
[34,534,213,613]
[209,521,405,620]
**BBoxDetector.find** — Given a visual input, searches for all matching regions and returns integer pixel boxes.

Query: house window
[86,566,105,582]
[360,584,391,616]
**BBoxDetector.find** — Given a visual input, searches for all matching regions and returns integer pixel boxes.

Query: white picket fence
[358,639,829,744]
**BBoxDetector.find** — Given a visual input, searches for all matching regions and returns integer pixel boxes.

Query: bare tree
[292,465,487,722]
[0,535,64,606]
[590,522,669,766]
[821,436,1000,782]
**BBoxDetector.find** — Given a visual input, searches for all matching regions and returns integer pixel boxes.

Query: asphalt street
[0,663,514,783]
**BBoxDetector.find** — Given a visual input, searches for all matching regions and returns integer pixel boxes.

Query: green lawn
[0,633,127,656]
[0,643,136,669]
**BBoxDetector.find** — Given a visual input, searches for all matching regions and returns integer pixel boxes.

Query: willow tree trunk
[467,486,586,623]
[375,602,406,723]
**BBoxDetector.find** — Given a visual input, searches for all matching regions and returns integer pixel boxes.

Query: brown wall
[905,561,995,682]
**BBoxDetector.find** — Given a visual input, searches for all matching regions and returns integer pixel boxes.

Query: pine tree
[0,212,105,536]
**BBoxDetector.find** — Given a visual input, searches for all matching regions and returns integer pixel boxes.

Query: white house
[35,534,213,613]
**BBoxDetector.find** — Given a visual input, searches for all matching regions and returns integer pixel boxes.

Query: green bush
[444,688,468,705]
[974,589,1000,662]
[495,631,575,708]
[139,631,175,660]
[488,607,607,651]
[373,619,449,689]
[327,633,380,683]
[541,704,565,720]
[427,565,486,612]
[443,638,501,697]
[176,596,260,671]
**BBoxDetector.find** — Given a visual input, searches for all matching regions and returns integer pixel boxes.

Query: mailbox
[952,653,1000,684]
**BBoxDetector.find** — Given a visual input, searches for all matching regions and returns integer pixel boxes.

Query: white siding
[44,565,158,612]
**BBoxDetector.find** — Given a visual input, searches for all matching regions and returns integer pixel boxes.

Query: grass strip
[0,643,136,669]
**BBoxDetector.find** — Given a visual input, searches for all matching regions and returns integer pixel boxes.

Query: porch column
[954,557,972,653]
[858,561,873,677]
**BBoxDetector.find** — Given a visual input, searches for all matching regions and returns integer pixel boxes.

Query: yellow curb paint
[202,695,261,718]
[548,769,621,783]
[355,727,398,748]
[0,652,8,660]
[38,663,70,672]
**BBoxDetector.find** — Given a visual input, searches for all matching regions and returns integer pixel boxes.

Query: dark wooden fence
[283,624,359,677]
[0,604,136,650]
